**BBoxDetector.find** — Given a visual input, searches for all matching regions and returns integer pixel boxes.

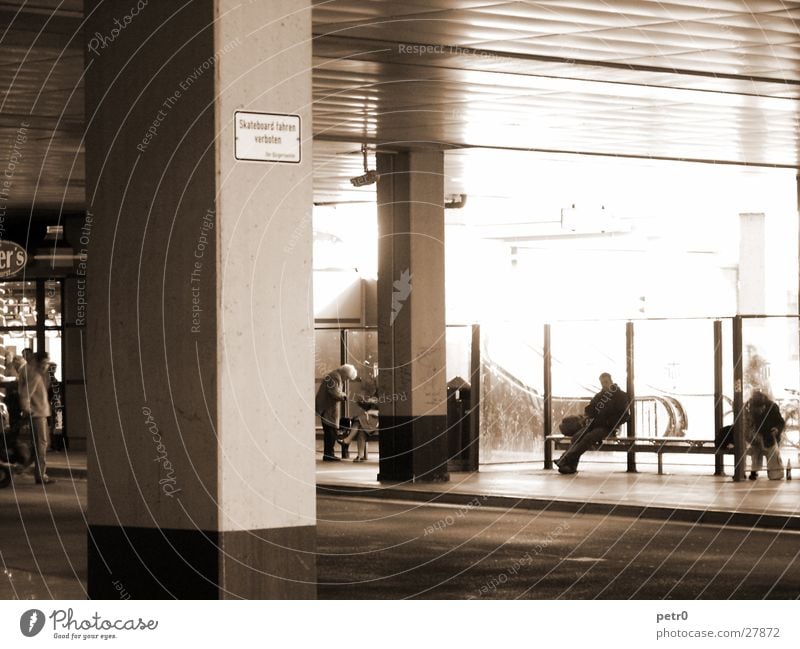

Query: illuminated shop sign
[0,241,26,278]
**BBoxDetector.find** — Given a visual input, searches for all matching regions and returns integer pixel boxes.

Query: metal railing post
[543,323,553,469]
[626,321,637,473]
[732,316,746,481]
[713,320,725,475]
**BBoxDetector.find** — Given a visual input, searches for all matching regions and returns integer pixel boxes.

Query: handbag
[559,415,587,437]
[766,445,784,480]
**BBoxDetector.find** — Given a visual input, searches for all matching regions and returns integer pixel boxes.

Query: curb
[48,466,87,480]
[317,482,800,532]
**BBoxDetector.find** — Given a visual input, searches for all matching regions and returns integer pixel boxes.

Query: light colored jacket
[19,367,50,418]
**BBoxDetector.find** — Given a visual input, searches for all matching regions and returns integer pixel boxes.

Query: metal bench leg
[544,437,553,470]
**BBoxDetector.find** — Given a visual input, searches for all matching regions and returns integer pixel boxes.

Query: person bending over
[315,364,357,462]
[745,391,785,480]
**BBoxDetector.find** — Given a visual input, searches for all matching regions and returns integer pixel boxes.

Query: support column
[85,0,315,598]
[738,212,766,314]
[468,323,481,470]
[376,151,449,482]
[713,320,725,476]
[732,316,746,482]
[543,323,553,470]
[626,321,637,473]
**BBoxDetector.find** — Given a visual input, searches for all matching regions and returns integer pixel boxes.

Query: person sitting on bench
[340,398,379,462]
[745,390,785,481]
[555,372,631,475]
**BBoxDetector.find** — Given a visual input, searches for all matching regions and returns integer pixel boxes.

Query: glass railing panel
[479,322,543,463]
[742,316,800,467]
[633,319,715,438]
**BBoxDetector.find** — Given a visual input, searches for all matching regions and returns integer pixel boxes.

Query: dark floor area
[316,495,800,599]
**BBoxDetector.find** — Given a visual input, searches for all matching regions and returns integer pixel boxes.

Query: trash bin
[447,376,473,471]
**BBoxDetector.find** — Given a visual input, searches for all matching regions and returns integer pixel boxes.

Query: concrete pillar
[738,212,766,314]
[85,0,315,598]
[797,175,800,315]
[376,151,449,482]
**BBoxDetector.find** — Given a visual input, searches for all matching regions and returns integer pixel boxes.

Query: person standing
[19,351,55,485]
[5,355,32,468]
[556,372,631,475]
[46,362,64,451]
[315,364,357,462]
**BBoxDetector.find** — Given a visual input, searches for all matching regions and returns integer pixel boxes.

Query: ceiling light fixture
[445,194,467,209]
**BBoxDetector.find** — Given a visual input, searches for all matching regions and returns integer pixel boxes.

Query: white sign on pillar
[233,110,301,163]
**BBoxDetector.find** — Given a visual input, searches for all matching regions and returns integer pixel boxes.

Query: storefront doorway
[0,278,64,440]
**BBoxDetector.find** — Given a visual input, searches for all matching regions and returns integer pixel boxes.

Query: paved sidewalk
[45,449,88,480]
[316,455,800,531]
[41,448,800,530]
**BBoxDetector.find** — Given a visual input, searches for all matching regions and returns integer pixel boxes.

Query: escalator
[480,354,691,463]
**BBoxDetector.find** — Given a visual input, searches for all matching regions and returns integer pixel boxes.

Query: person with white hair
[315,364,357,462]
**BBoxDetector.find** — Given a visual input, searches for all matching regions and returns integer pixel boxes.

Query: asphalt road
[1,482,798,600]
[316,495,800,599]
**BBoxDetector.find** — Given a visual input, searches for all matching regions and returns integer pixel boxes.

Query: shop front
[0,216,89,450]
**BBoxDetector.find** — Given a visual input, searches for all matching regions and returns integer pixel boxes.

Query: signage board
[0,241,27,278]
[234,111,301,163]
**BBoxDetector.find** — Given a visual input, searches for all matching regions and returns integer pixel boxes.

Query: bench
[544,434,734,475]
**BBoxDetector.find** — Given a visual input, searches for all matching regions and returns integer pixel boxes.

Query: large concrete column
[85,1,315,598]
[738,212,766,314]
[376,151,449,482]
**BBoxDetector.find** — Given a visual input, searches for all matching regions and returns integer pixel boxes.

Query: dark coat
[747,398,785,448]
[584,383,631,431]
[315,369,348,427]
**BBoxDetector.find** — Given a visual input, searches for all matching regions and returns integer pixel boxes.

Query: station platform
[43,448,800,531]
[45,449,88,481]
[316,454,800,532]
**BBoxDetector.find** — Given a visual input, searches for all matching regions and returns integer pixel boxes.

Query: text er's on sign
[0,241,26,278]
